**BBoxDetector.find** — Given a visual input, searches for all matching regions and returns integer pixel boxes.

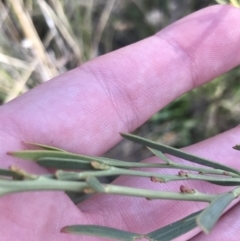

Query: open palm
[1,5,240,241]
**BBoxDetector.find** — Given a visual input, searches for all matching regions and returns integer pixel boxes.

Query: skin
[0,4,240,241]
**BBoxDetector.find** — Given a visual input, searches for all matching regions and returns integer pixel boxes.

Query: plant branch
[0,173,219,202]
[56,167,240,186]
[0,177,88,197]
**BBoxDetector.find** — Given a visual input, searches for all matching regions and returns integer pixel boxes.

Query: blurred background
[0,0,239,162]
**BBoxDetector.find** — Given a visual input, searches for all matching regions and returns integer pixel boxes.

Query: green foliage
[2,133,240,240]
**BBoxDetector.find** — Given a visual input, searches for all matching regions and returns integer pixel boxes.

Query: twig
[56,167,240,185]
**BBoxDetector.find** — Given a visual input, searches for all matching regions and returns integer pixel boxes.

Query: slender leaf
[233,144,240,151]
[148,148,171,164]
[9,150,175,169]
[37,157,94,170]
[24,142,66,152]
[121,133,240,175]
[146,210,203,241]
[58,155,172,169]
[0,168,21,179]
[196,193,235,233]
[86,176,105,192]
[61,225,143,241]
[207,180,240,186]
[8,150,89,160]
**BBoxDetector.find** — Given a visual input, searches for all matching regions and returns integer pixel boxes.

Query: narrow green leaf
[86,176,105,192]
[9,150,174,169]
[70,155,172,169]
[196,193,235,233]
[61,225,142,241]
[148,148,171,164]
[38,157,168,170]
[207,180,240,186]
[0,168,21,179]
[121,133,240,175]
[233,144,240,151]
[37,157,94,170]
[146,210,203,241]
[24,142,66,152]
[8,150,87,160]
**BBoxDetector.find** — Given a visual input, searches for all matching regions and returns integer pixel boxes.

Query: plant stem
[0,175,218,202]
[0,177,88,197]
[56,167,240,185]
[169,162,239,177]
[103,184,217,202]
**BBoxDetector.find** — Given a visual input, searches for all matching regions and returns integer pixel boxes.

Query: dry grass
[0,0,120,103]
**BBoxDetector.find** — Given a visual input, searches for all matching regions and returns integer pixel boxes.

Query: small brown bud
[83,188,95,194]
[151,176,165,183]
[178,171,188,177]
[90,161,110,170]
[180,185,195,194]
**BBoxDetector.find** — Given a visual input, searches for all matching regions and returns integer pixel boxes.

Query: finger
[0,5,240,157]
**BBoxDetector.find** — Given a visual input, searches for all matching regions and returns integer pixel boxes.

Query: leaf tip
[232,145,240,151]
[60,227,69,233]
[6,151,14,156]
[196,218,210,234]
[120,132,127,137]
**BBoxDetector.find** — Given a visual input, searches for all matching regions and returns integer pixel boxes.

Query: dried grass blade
[0,53,30,69]
[37,0,82,61]
[9,0,58,79]
[91,0,115,58]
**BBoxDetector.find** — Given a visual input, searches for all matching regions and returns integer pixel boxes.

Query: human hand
[1,5,240,241]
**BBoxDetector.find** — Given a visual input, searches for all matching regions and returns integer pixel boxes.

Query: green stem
[56,167,240,185]
[0,175,218,202]
[0,177,88,197]
[103,184,217,202]
[169,162,239,177]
